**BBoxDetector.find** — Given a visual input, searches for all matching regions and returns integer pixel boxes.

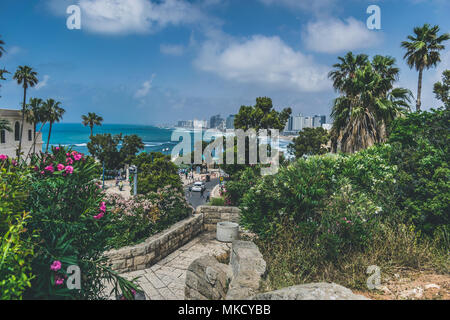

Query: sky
[0,0,449,125]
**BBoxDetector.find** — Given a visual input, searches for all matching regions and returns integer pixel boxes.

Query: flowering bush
[23,147,138,299]
[104,185,192,249]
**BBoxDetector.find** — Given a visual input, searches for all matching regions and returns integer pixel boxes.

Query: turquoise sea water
[40,123,291,156]
[40,123,177,155]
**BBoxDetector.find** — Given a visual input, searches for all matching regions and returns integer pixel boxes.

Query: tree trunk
[46,122,52,153]
[17,86,27,159]
[33,122,36,154]
[416,67,423,112]
[90,125,93,138]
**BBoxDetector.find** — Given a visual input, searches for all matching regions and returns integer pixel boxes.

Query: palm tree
[82,112,103,137]
[13,66,38,157]
[330,54,412,153]
[42,99,65,153]
[401,24,450,112]
[25,98,44,154]
[0,119,11,132]
[0,36,5,58]
[328,52,369,94]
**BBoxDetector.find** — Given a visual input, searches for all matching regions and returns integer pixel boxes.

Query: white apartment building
[0,108,43,158]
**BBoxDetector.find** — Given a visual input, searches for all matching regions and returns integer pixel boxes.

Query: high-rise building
[303,116,313,129]
[226,114,236,129]
[210,115,224,129]
[313,115,326,128]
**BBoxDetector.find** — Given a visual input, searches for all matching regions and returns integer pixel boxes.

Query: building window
[14,122,20,141]
[0,130,5,144]
[28,129,32,141]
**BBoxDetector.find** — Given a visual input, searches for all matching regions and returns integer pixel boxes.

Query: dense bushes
[0,148,139,300]
[104,186,192,249]
[231,108,449,290]
[387,108,449,234]
[0,158,34,299]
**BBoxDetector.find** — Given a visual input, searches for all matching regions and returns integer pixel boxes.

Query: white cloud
[48,0,209,35]
[134,74,155,98]
[258,0,336,14]
[35,75,50,90]
[160,44,185,56]
[195,35,330,92]
[303,17,382,53]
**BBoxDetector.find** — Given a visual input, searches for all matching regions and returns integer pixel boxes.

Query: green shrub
[209,197,225,206]
[386,109,450,235]
[0,157,34,300]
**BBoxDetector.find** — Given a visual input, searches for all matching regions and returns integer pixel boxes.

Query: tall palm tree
[42,99,65,153]
[82,112,103,137]
[328,52,369,94]
[401,24,450,112]
[330,54,412,153]
[25,98,43,154]
[13,66,38,158]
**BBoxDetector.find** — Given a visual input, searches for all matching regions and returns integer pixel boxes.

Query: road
[184,178,219,209]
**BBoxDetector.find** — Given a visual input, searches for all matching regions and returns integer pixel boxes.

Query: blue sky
[0,0,449,125]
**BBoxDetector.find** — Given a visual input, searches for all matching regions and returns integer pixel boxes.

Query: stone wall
[105,214,203,273]
[105,206,241,273]
[198,206,240,232]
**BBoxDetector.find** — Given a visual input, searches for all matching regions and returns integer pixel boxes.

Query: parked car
[192,181,205,192]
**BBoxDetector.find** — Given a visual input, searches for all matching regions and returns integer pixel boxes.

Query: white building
[193,119,208,129]
[0,109,43,158]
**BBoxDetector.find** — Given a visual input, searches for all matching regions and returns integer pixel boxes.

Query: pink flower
[55,275,64,286]
[55,147,60,151]
[40,171,45,175]
[34,166,39,172]
[93,212,104,220]
[11,160,18,167]
[57,164,65,171]
[65,166,74,174]
[99,202,106,213]
[71,151,78,156]
[44,165,54,173]
[66,153,71,157]
[73,154,82,161]
[50,260,62,271]
[66,157,74,165]
[0,154,7,161]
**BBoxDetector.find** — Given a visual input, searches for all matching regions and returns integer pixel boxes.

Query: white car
[191,181,205,192]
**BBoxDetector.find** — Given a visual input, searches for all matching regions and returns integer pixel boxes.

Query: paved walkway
[105,233,231,300]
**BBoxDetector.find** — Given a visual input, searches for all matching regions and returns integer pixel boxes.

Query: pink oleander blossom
[50,260,62,271]
[57,164,65,171]
[65,166,74,174]
[0,154,7,161]
[99,202,106,213]
[93,212,104,220]
[44,165,54,173]
[66,157,74,165]
[73,154,82,161]
[55,275,64,286]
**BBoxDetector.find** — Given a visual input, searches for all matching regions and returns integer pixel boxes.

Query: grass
[256,222,449,293]
[209,197,226,206]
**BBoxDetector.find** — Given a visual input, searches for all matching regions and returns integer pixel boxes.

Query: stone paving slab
[104,232,231,300]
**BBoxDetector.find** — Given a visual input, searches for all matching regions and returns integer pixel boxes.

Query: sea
[40,123,291,157]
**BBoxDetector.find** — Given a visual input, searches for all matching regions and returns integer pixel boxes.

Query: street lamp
[129,165,138,196]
